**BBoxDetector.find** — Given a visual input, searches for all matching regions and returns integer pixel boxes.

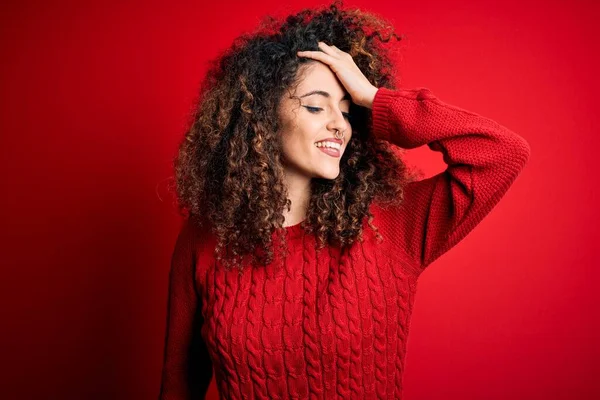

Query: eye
[303,106,322,113]
[303,106,352,121]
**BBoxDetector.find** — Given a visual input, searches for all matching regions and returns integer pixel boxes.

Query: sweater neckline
[281,218,305,239]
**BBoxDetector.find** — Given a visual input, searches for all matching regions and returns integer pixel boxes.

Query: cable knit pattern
[159,87,531,399]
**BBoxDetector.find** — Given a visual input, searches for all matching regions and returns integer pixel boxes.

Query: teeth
[314,141,341,150]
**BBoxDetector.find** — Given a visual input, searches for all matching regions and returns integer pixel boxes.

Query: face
[277,61,353,180]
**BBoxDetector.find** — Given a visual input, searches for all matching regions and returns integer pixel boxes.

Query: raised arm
[159,218,213,399]
[370,86,531,270]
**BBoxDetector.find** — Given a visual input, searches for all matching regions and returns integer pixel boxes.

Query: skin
[278,42,379,227]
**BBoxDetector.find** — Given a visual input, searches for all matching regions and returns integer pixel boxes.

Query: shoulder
[366,199,414,261]
[368,197,404,226]
[183,215,218,279]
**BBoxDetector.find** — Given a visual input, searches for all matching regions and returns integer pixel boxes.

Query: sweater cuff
[370,86,438,148]
[370,87,395,142]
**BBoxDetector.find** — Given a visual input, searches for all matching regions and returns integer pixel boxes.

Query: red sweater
[159,87,531,399]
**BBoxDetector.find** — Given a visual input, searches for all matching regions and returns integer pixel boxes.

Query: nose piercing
[334,129,343,140]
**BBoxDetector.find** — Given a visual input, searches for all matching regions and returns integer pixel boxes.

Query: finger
[327,44,353,61]
[317,41,339,56]
[296,50,336,64]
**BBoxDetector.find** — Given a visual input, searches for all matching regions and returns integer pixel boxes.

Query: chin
[314,167,341,180]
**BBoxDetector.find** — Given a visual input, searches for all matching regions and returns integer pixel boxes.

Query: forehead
[294,62,348,100]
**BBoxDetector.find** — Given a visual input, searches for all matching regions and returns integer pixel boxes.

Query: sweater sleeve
[370,86,531,269]
[159,218,213,399]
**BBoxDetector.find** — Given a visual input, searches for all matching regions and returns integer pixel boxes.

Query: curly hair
[169,0,421,272]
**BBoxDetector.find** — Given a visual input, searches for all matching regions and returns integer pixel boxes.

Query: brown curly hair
[168,0,421,272]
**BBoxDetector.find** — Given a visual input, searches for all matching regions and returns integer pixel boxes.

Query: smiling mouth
[316,146,341,158]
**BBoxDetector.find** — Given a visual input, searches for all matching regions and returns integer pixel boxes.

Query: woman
[159,1,531,399]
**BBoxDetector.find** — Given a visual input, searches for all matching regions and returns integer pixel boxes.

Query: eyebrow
[299,90,351,101]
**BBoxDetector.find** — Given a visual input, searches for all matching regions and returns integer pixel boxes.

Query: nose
[327,109,349,139]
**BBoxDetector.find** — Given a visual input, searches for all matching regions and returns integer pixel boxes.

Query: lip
[317,146,341,158]
[314,137,343,145]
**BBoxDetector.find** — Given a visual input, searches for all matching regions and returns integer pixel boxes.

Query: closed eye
[303,106,352,121]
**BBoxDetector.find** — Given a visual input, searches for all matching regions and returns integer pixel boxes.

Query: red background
[1,0,598,399]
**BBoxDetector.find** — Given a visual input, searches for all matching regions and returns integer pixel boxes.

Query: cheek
[282,134,312,159]
[284,123,317,149]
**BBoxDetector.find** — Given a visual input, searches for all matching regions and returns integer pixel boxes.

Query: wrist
[361,85,379,109]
